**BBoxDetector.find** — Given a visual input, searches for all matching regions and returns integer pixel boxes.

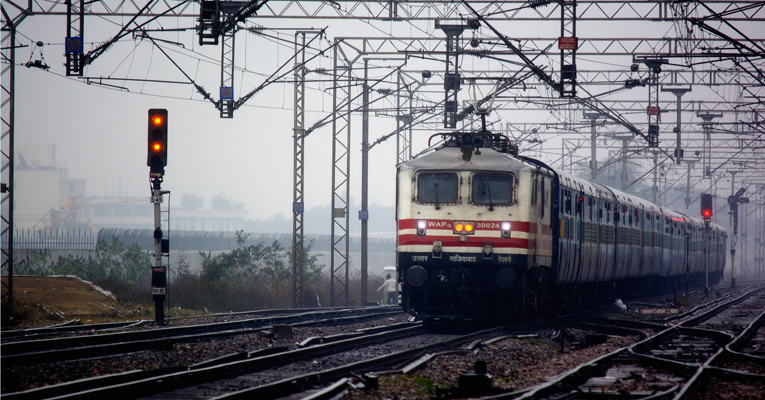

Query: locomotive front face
[397,148,543,321]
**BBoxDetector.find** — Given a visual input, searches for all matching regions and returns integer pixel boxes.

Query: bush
[173,238,325,312]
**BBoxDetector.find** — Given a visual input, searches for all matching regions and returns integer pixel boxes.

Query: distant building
[14,144,247,231]
[14,145,85,229]
[77,198,248,231]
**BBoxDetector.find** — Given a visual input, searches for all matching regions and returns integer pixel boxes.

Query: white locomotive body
[397,134,726,322]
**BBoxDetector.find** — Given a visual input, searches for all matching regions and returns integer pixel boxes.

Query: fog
[9,3,762,233]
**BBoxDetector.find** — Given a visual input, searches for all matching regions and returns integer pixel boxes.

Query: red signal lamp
[147,108,168,174]
[702,209,711,218]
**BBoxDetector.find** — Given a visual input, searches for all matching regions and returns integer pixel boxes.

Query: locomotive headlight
[416,220,427,237]
[464,223,474,233]
[406,265,428,286]
[501,221,511,238]
[454,222,464,233]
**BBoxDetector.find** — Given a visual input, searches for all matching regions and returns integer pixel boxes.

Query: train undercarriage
[402,264,724,328]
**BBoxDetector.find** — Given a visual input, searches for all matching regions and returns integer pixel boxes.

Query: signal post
[701,193,712,295]
[148,109,168,325]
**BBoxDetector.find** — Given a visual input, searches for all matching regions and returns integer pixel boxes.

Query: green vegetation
[173,233,325,311]
[12,233,328,313]
[387,375,443,396]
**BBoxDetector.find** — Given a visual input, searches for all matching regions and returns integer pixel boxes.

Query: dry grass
[1,276,143,329]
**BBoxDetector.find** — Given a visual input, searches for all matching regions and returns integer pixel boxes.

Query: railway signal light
[147,109,168,174]
[701,193,713,222]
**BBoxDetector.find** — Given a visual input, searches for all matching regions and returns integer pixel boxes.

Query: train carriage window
[472,173,514,206]
[565,190,572,214]
[417,172,459,205]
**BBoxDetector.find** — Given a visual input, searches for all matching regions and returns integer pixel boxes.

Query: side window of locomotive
[472,173,514,206]
[416,172,459,204]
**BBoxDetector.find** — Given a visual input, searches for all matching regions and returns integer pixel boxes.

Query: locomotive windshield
[417,172,458,205]
[472,173,513,206]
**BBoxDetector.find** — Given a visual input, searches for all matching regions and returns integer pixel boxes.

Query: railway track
[1,306,402,366]
[0,306,367,342]
[480,285,765,399]
[5,288,763,399]
[4,321,426,399]
[3,316,547,399]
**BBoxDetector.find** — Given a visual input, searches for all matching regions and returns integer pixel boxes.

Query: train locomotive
[396,130,727,324]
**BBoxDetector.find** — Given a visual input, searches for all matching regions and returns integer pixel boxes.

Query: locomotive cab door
[536,176,552,267]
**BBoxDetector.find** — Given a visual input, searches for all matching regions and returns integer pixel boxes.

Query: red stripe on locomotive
[398,235,531,249]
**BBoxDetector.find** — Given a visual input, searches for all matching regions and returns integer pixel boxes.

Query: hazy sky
[14,13,410,220]
[10,2,761,223]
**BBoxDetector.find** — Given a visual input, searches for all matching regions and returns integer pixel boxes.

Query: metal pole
[652,151,658,205]
[583,113,601,180]
[1,24,16,310]
[685,161,693,210]
[675,93,682,164]
[361,59,369,306]
[151,177,165,324]
[661,86,690,165]
[615,136,631,191]
[590,118,597,180]
[292,31,309,308]
[704,223,709,295]
[729,171,738,288]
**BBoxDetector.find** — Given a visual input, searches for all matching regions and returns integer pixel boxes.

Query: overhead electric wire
[143,34,216,105]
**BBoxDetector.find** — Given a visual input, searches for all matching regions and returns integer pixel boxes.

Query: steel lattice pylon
[65,0,85,76]
[558,0,577,97]
[291,31,316,309]
[396,70,415,164]
[1,11,18,309]
[219,22,235,118]
[330,41,351,307]
[755,187,765,278]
